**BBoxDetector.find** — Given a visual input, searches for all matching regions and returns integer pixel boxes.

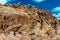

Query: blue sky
[0,0,60,20]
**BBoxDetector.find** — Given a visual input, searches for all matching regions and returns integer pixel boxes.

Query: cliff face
[59,20,60,25]
[0,4,60,40]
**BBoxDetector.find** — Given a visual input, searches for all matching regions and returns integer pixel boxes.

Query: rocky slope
[59,20,60,25]
[0,4,60,40]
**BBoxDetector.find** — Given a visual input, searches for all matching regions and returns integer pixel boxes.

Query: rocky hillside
[59,20,60,24]
[0,4,60,40]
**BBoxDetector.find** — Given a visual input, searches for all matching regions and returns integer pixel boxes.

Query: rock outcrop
[59,20,60,25]
[0,4,60,40]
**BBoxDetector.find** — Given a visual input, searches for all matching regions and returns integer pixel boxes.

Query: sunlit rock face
[0,4,60,40]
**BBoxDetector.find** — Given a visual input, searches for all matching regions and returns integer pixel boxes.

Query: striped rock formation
[0,4,60,40]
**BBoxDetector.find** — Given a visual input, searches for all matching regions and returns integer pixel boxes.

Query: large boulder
[0,4,60,40]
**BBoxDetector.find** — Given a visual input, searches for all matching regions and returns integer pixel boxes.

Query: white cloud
[57,18,60,20]
[0,0,8,4]
[52,7,60,12]
[27,4,35,8]
[32,5,36,7]
[32,0,45,3]
[53,13,60,20]
[17,2,21,4]
[27,4,31,6]
[51,7,60,20]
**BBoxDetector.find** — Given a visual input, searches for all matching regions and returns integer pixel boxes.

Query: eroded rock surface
[0,4,60,40]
